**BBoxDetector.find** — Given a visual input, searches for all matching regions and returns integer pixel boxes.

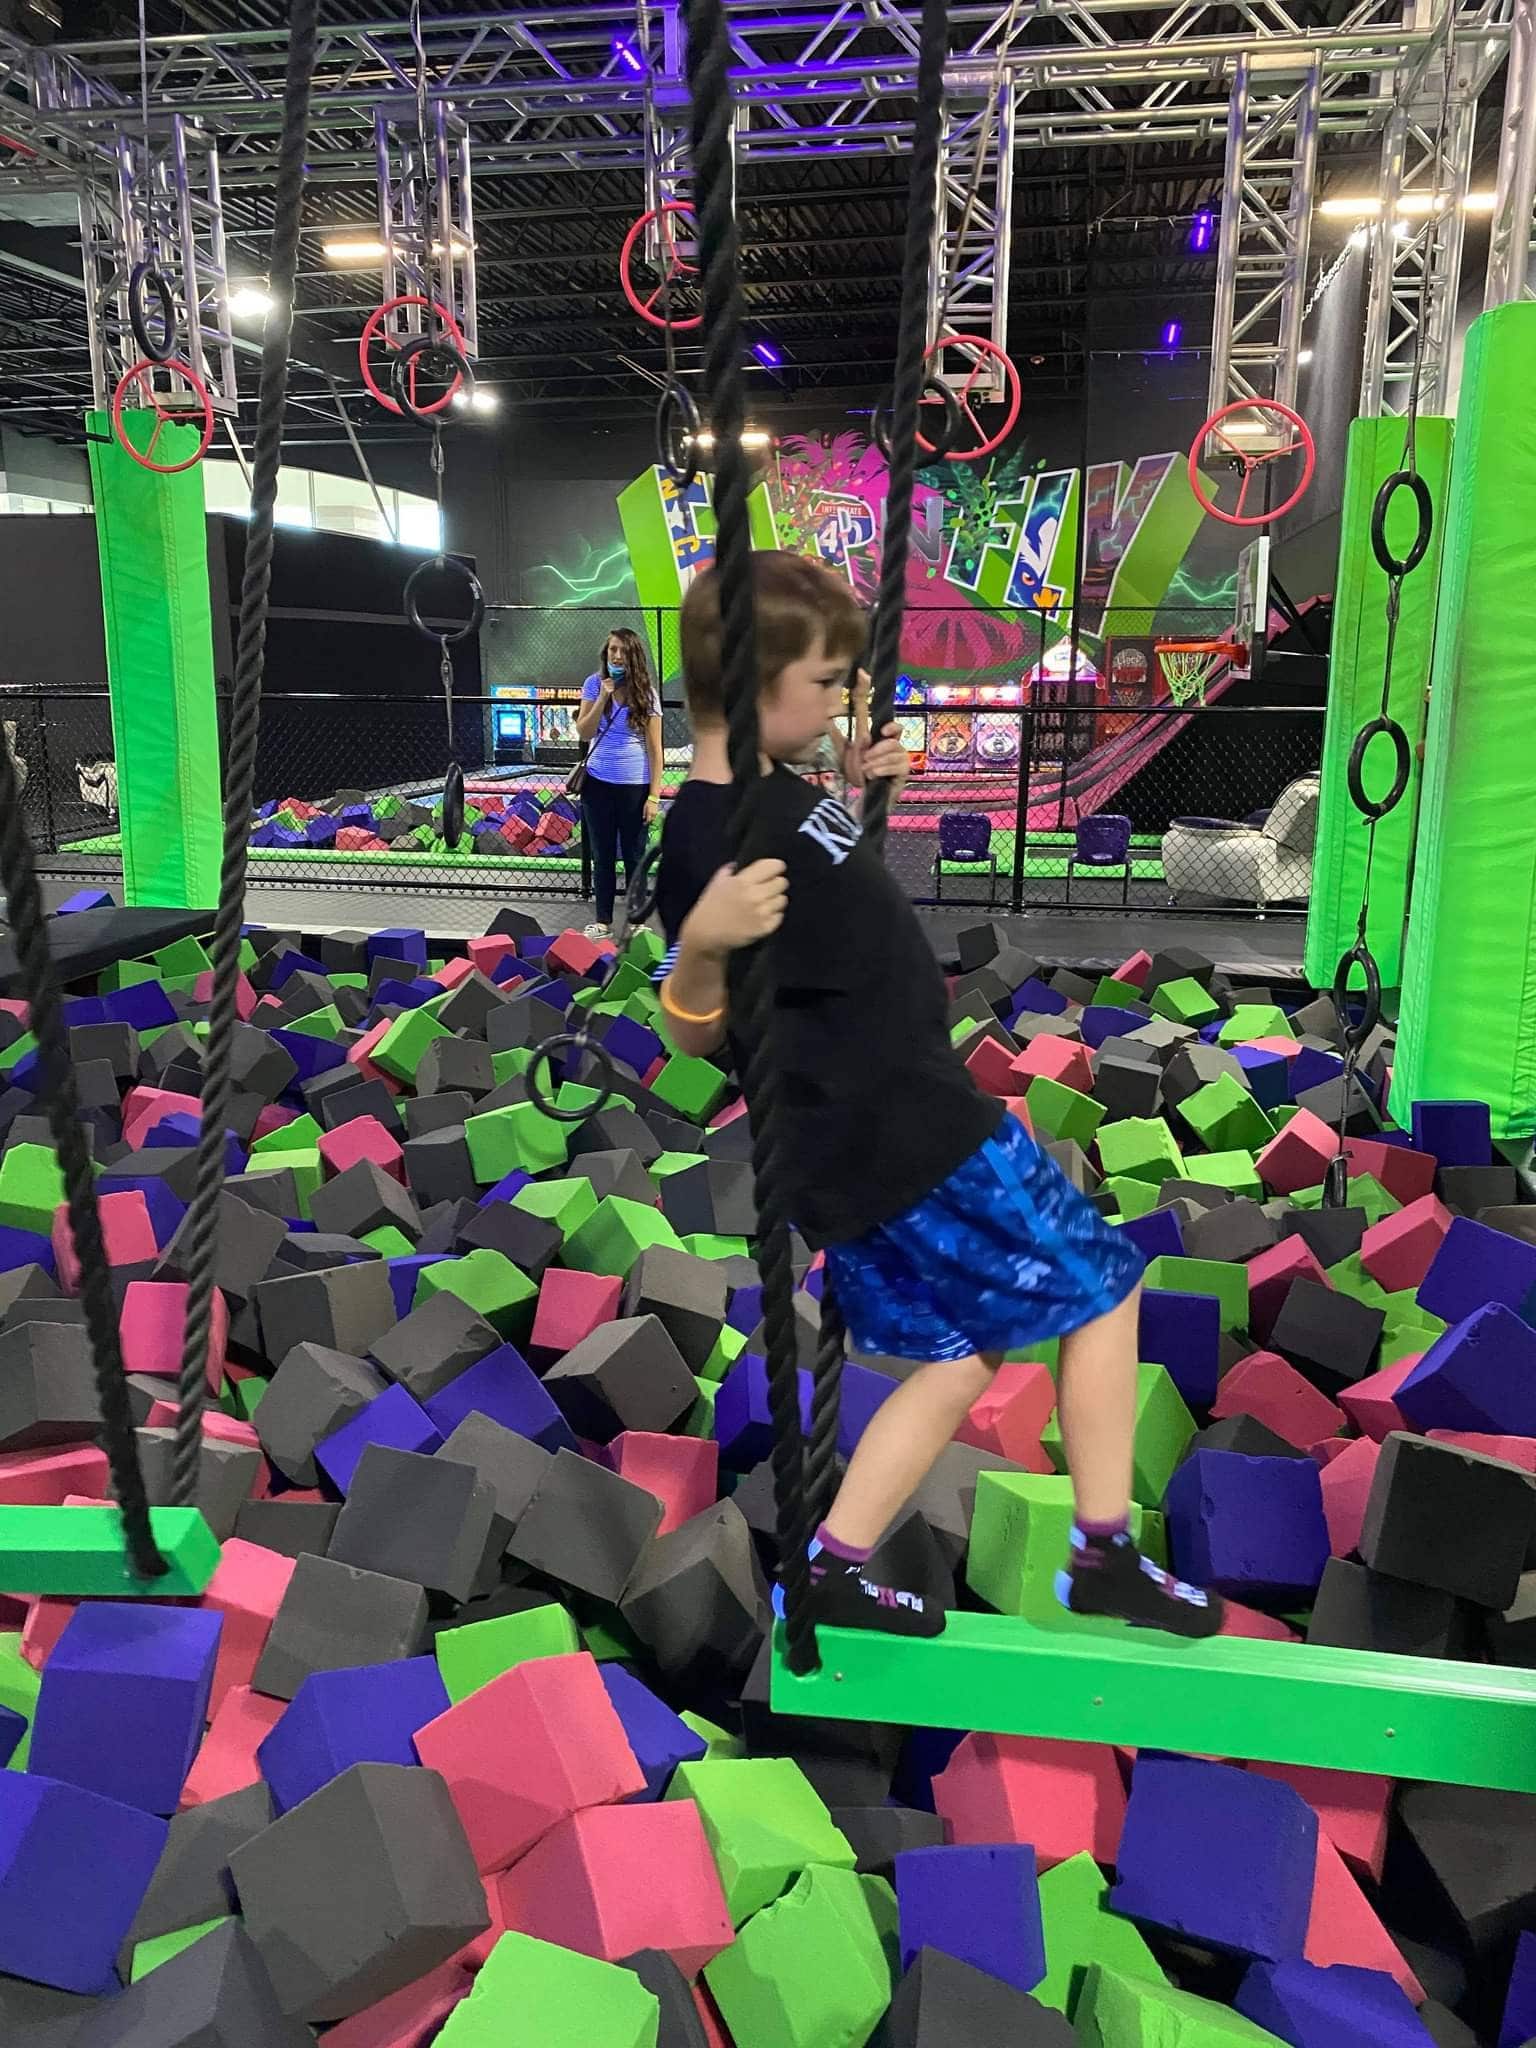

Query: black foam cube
[506,1447,663,1604]
[1295,1074,1382,1139]
[69,1022,140,1082]
[569,1148,657,1207]
[274,1231,380,1275]
[456,1201,561,1278]
[120,1782,272,1974]
[659,1159,758,1239]
[618,1949,709,2048]
[229,1763,487,2022]
[308,1160,421,1244]
[232,1498,341,1561]
[1486,1571,1536,1668]
[318,1078,402,1136]
[1092,1051,1164,1120]
[1163,1044,1247,1111]
[0,1262,61,1324]
[1475,1206,1536,1249]
[435,1412,552,1540]
[370,1290,501,1402]
[485,999,549,1056]
[620,1498,770,1686]
[133,1429,263,1542]
[883,1947,1075,2046]
[569,1104,663,1168]
[318,931,370,974]
[1,1975,109,2042]
[1388,1779,1536,1967]
[415,1037,494,1099]
[1269,1278,1384,1394]
[1439,1165,1521,1216]
[744,1291,824,1374]
[1182,1197,1277,1265]
[1177,1415,1311,1464]
[1307,1556,1481,1659]
[327,1444,497,1603]
[223,1168,301,1221]
[404,1092,475,1139]
[543,1315,697,1442]
[415,1198,480,1255]
[622,1247,727,1372]
[255,1342,387,1487]
[402,1128,477,1209]
[1280,1205,1368,1267]
[911,1443,1028,1568]
[79,1918,311,2046]
[252,1553,429,1701]
[1359,1431,1536,1610]
[954,923,1007,972]
[432,971,511,1039]
[254,1261,397,1373]
[830,1804,945,1882]
[1147,946,1216,993]
[158,1191,286,1304]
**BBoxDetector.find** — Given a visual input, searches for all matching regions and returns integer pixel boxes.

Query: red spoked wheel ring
[920,334,1022,461]
[359,295,469,417]
[619,203,703,332]
[1187,398,1316,527]
[111,358,215,474]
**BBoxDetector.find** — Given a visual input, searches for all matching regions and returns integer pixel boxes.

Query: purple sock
[815,1523,873,1564]
[1075,1515,1131,1543]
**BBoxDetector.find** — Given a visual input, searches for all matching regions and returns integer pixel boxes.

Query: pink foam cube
[694,1982,735,2048]
[197,1537,298,1714]
[180,1685,288,1808]
[413,1652,645,1874]
[1304,1833,1423,2002]
[251,1106,301,1144]
[955,1362,1056,1473]
[493,1800,733,1977]
[932,1731,1125,1869]
[121,1085,203,1149]
[1360,1192,1452,1293]
[322,1960,472,2047]
[528,1269,623,1368]
[0,998,28,1025]
[1113,951,1152,990]
[1310,1437,1354,1468]
[1425,1430,1536,1472]
[119,1279,227,1390]
[1217,1601,1299,1642]
[467,936,520,977]
[192,969,256,1020]
[21,1597,77,1669]
[1255,1109,1337,1195]
[1246,1238,1329,1343]
[432,958,479,991]
[1001,1097,1036,1136]
[601,1433,718,1537]
[546,930,607,978]
[51,1190,157,1291]
[1008,1037,1094,1095]
[709,1098,750,1132]
[1210,1351,1344,1449]
[1246,1037,1304,1059]
[0,1445,110,1506]
[1338,1358,1418,1442]
[964,1035,1019,1100]
[1249,1761,1391,1882]
[1343,1138,1436,1205]
[318,1115,406,1184]
[346,1018,403,1091]
[1318,1436,1381,1557]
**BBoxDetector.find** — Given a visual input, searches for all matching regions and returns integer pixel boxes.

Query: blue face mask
[609,663,627,682]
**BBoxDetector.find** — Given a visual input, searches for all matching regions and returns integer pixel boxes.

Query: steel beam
[1486,0,1536,303]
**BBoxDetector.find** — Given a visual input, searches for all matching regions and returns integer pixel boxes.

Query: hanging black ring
[874,376,963,463]
[442,759,466,850]
[623,840,665,935]
[656,378,701,487]
[1332,939,1383,1050]
[390,333,475,425]
[525,1031,619,1122]
[1346,715,1412,821]
[1370,469,1434,579]
[128,263,177,364]
[405,555,484,645]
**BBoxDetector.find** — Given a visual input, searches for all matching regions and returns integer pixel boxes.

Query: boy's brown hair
[678,549,866,727]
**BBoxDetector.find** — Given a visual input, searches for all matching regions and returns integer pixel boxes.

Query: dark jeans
[583,773,648,922]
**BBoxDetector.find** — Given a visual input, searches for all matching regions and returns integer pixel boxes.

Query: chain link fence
[7,597,1325,920]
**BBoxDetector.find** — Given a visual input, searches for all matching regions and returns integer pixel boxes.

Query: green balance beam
[0,1507,221,1597]
[769,1614,1536,1792]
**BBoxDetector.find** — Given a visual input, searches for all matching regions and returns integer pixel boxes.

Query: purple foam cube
[97,982,178,1032]
[1239,1960,1429,2047]
[1010,977,1067,1018]
[0,1773,169,1992]
[257,1656,449,1815]
[1290,1046,1346,1098]
[144,1111,201,1148]
[1396,1304,1536,1437]
[836,1363,899,1460]
[1114,1758,1316,1961]
[368,928,429,969]
[1164,1450,1329,1603]
[423,1342,577,1454]
[267,950,329,991]
[386,1255,450,1320]
[526,981,570,1022]
[61,995,109,1029]
[598,1016,665,1078]
[519,934,555,961]
[715,1355,777,1470]
[491,955,535,987]
[1232,1044,1294,1112]
[1080,1005,1148,1051]
[1418,1216,1536,1326]
[30,1603,222,1816]
[1501,1929,1536,2047]
[891,1726,968,1812]
[895,1843,1045,1996]
[1411,1099,1492,1170]
[268,1028,348,1082]
[55,888,115,914]
[250,823,281,848]
[0,1222,56,1276]
[802,1264,826,1303]
[0,1705,25,1770]
[316,1384,442,1495]
[305,817,339,847]
[1116,1207,1184,1262]
[598,1665,708,1800]
[477,1170,535,1209]
[726,1285,764,1337]
[1138,1288,1220,1408]
[372,979,434,1012]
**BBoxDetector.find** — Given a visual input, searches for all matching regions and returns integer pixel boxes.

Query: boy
[657,551,1221,1640]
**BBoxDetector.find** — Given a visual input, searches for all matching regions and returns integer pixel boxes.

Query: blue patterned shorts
[823,1111,1145,1364]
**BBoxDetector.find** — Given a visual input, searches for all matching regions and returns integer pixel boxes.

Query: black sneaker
[773,1545,946,1639]
[1056,1528,1224,1639]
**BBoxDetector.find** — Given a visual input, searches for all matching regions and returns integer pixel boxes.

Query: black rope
[172,0,320,1502]
[0,750,167,1579]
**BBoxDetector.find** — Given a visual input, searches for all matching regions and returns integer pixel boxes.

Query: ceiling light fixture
[228,284,274,320]
[321,235,473,265]
[1319,191,1496,219]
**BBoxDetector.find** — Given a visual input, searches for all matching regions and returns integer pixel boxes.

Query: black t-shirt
[655,770,1002,1245]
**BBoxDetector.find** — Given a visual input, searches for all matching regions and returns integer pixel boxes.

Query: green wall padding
[1304,413,1453,992]
[1394,304,1536,1138]
[86,410,221,908]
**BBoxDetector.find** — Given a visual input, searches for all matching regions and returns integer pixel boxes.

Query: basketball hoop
[1155,636,1243,707]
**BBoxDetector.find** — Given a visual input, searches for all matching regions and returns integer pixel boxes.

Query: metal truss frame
[1486,0,1536,304]
[929,67,1014,400]
[375,100,479,358]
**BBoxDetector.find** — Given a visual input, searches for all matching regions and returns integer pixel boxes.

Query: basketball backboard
[1232,535,1270,683]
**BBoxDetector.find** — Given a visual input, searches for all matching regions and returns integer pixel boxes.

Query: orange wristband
[659,975,725,1026]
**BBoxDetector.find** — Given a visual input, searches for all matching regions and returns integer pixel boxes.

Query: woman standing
[574,627,664,937]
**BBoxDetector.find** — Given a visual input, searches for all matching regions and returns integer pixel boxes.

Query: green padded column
[1395,304,1536,1138]
[1304,413,1453,992]
[86,410,221,908]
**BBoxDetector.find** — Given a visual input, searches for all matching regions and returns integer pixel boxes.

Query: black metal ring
[404,555,485,645]
[1370,468,1434,579]
[874,376,963,464]
[389,333,475,424]
[128,263,176,364]
[655,378,701,487]
[1346,715,1412,821]
[623,841,664,932]
[442,759,465,849]
[1332,939,1383,1050]
[525,1031,619,1122]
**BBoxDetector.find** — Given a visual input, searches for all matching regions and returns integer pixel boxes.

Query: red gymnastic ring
[359,295,468,416]
[110,358,215,474]
[619,203,704,332]
[919,334,1022,462]
[1187,398,1317,527]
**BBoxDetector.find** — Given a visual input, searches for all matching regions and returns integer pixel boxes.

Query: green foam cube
[285,1005,344,1042]
[360,1225,415,1258]
[252,1112,320,1156]
[1143,1255,1249,1333]
[512,1176,598,1240]
[1187,1150,1263,1197]
[130,1917,232,1982]
[465,1101,569,1181]
[435,1603,581,1701]
[101,959,159,990]
[415,1250,538,1341]
[153,935,212,978]
[0,1633,40,1768]
[437,1932,659,2047]
[0,1033,37,1076]
[680,1711,745,1761]
[699,1323,748,1383]
[372,1006,453,1084]
[563,1195,684,1278]
[651,1054,729,1123]
[1179,1073,1274,1154]
[1097,1117,1184,1185]
[491,1048,533,1085]
[579,1605,646,1664]
[1035,1853,1165,2018]
[1131,1361,1197,1504]
[1077,1965,1286,2046]
[649,1151,710,1180]
[1324,1253,1392,1309]
[622,926,666,972]
[1292,1173,1399,1224]
[967,1471,1142,1626]
[0,1143,66,1235]
[1100,1175,1160,1221]
[1151,977,1220,1026]
[1219,1004,1293,1045]
[1092,976,1145,1010]
[680,1233,751,1262]
[680,1378,719,1438]
[245,1147,320,1217]
[704,1865,897,2048]
[1024,1077,1105,1148]
[667,1756,855,1925]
